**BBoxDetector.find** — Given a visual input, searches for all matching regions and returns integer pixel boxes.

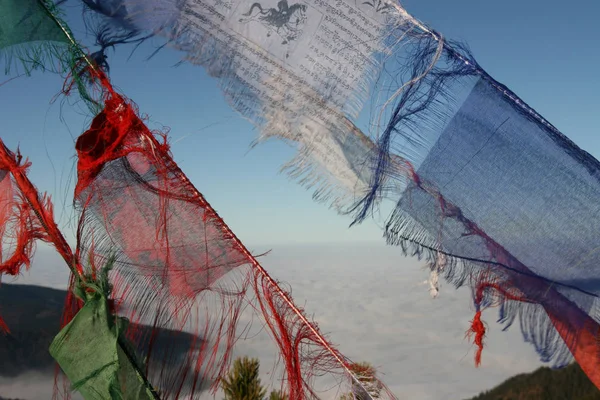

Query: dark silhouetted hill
[0,284,65,376]
[467,362,600,400]
[0,283,208,387]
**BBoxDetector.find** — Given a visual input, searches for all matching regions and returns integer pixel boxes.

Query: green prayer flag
[49,259,157,400]
[0,0,70,73]
[0,0,67,48]
[0,0,102,112]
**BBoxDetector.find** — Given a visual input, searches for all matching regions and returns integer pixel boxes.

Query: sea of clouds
[1,242,544,399]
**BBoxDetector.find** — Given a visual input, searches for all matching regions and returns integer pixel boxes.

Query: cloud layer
[1,243,544,399]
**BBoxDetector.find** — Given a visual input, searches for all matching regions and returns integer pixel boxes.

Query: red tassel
[467,310,486,367]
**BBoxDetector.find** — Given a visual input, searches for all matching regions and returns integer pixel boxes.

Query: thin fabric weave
[2,2,395,400]
[0,0,68,73]
[66,77,376,400]
[72,88,251,397]
[81,0,600,390]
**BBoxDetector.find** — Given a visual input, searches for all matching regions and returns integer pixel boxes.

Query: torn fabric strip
[70,77,394,399]
[78,0,600,390]
[0,141,73,334]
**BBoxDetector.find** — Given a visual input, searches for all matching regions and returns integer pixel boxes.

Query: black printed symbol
[239,0,308,50]
[362,0,392,14]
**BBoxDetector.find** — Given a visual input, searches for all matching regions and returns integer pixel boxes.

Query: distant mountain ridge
[0,283,211,396]
[0,284,66,376]
[467,362,600,400]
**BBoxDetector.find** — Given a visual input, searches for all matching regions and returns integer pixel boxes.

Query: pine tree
[221,356,267,400]
[269,390,288,400]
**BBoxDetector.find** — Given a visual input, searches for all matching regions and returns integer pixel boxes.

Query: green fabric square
[49,291,155,399]
[0,0,67,49]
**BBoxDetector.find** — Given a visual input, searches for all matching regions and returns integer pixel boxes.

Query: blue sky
[1,0,598,247]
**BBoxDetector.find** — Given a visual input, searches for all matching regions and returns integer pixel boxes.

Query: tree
[340,362,382,400]
[269,389,288,400]
[221,356,267,400]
